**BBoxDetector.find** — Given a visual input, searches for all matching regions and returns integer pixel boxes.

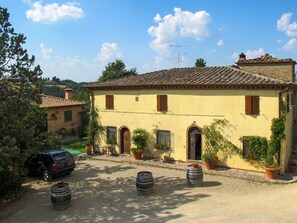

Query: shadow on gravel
[201,181,222,187]
[2,161,211,223]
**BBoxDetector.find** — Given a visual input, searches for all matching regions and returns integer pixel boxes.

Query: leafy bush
[131,128,149,150]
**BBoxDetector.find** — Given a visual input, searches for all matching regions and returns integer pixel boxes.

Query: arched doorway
[120,127,131,154]
[188,127,202,160]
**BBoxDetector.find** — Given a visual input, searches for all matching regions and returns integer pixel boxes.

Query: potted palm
[130,128,148,160]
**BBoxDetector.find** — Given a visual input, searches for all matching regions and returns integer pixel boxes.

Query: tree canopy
[195,58,207,67]
[0,7,51,194]
[98,59,137,82]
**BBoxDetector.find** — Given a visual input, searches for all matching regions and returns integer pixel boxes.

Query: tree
[195,58,206,67]
[98,59,137,82]
[0,7,46,194]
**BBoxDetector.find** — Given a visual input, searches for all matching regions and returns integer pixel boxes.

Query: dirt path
[1,159,296,223]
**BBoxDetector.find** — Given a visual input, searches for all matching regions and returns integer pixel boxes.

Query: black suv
[25,150,76,181]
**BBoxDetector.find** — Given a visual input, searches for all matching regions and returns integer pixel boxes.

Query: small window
[156,130,171,150]
[106,95,114,110]
[64,110,72,122]
[157,95,168,112]
[245,96,259,115]
[107,126,117,144]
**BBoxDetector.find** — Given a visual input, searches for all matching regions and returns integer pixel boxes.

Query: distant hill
[39,77,91,108]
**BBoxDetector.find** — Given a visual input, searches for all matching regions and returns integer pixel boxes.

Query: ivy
[241,136,268,160]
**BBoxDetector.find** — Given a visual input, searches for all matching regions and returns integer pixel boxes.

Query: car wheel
[43,170,52,181]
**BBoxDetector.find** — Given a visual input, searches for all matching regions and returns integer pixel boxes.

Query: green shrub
[131,128,149,150]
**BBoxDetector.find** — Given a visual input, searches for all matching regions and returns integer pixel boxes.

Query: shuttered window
[157,95,168,112]
[245,96,259,115]
[106,95,114,110]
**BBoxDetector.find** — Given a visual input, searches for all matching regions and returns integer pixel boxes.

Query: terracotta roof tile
[40,94,85,108]
[237,53,296,64]
[86,66,295,90]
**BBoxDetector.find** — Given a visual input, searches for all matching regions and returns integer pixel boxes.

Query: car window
[52,152,73,161]
[44,155,53,164]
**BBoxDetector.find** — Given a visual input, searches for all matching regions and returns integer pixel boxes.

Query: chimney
[239,53,246,61]
[64,88,73,100]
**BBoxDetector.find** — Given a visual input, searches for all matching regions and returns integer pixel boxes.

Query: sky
[2,0,297,82]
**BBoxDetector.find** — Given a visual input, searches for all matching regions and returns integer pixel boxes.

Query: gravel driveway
[1,159,297,223]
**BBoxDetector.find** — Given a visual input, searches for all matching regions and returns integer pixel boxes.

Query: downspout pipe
[279,87,289,118]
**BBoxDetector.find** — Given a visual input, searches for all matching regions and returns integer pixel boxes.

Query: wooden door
[121,128,131,154]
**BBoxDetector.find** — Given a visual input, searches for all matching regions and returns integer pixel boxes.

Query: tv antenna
[170,44,188,67]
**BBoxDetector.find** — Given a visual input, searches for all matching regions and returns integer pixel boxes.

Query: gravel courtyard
[1,159,297,223]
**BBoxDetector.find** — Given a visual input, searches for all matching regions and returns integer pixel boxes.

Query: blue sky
[2,0,297,82]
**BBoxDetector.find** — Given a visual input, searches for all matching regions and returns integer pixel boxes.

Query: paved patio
[84,153,297,184]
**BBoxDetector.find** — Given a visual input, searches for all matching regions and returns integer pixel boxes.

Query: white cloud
[228,48,265,61]
[26,1,84,23]
[148,8,211,67]
[277,13,297,37]
[245,48,265,59]
[96,43,124,62]
[154,14,161,22]
[282,38,297,51]
[217,39,224,46]
[39,42,52,59]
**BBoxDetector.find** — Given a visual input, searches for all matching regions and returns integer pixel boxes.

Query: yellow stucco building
[87,54,296,173]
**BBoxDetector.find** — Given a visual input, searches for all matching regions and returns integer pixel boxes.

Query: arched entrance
[120,127,131,154]
[187,127,202,160]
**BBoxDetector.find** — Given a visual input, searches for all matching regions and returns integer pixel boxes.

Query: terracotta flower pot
[131,150,144,160]
[204,158,217,170]
[264,166,280,179]
[86,144,93,155]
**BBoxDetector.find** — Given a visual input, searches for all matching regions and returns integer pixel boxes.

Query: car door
[26,154,40,175]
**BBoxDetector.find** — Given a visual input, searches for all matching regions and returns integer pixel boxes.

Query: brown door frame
[119,126,131,154]
[186,124,202,160]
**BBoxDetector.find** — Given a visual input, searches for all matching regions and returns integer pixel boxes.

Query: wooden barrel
[136,171,154,196]
[51,182,71,210]
[187,165,203,187]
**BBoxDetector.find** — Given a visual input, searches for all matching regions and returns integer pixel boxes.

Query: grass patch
[62,140,86,156]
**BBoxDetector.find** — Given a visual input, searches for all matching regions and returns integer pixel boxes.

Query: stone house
[40,88,86,136]
[86,54,296,173]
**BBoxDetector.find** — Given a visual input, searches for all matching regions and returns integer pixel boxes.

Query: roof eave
[86,83,296,91]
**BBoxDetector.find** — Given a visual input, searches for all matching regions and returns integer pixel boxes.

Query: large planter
[86,144,93,155]
[264,166,280,179]
[186,165,203,187]
[130,149,144,160]
[204,157,218,170]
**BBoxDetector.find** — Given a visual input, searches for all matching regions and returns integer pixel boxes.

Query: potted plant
[264,152,280,179]
[202,151,218,170]
[130,128,149,160]
[264,117,285,179]
[288,160,297,173]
